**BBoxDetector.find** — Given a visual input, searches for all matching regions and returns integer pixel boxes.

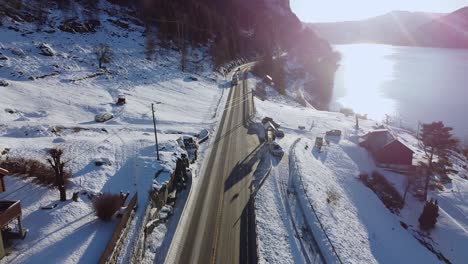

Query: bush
[419,199,439,230]
[0,157,70,185]
[92,193,122,221]
[326,189,340,205]
[339,107,354,117]
[360,171,404,213]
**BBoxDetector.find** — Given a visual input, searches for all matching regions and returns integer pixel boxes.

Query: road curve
[165,65,260,264]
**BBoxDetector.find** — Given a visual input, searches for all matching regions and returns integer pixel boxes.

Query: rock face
[59,19,101,33]
[38,43,55,56]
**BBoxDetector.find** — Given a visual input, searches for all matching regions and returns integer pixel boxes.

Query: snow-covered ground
[253,76,468,263]
[0,5,226,263]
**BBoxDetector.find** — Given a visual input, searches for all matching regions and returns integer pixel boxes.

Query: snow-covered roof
[382,139,415,153]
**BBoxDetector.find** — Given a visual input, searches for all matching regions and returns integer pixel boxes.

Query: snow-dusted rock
[38,43,55,56]
[0,52,8,60]
[53,137,66,143]
[10,48,25,56]
[59,19,101,33]
[0,80,9,86]
[94,113,113,123]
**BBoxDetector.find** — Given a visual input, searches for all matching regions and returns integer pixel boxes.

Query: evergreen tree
[419,121,459,200]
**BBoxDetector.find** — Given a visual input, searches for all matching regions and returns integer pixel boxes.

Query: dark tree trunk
[59,185,67,201]
[423,152,434,201]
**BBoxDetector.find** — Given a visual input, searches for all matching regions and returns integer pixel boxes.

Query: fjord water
[332,44,468,141]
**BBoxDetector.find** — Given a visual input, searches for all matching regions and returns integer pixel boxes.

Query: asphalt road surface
[166,65,261,264]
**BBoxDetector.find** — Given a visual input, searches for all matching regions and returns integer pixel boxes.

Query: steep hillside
[131,0,339,109]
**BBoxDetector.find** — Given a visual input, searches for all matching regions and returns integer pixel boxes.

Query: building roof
[382,139,415,153]
[362,129,395,150]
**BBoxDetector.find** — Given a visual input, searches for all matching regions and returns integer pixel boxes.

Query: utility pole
[151,103,160,161]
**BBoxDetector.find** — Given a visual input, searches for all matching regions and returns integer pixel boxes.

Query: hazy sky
[290,0,468,22]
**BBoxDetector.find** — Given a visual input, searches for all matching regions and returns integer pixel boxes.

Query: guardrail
[99,193,138,264]
[291,139,343,264]
[129,199,152,264]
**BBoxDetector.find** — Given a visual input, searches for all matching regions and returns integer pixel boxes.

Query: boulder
[59,19,101,33]
[0,52,8,60]
[95,113,113,123]
[0,80,9,87]
[10,48,25,56]
[38,43,55,56]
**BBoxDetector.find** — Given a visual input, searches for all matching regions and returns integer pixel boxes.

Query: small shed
[0,168,26,260]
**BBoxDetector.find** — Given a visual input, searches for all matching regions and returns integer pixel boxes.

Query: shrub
[419,199,439,231]
[339,107,354,117]
[360,171,404,213]
[92,193,122,221]
[0,157,70,185]
[326,189,340,205]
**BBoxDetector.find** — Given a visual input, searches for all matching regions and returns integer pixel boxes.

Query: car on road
[326,129,342,137]
[269,142,284,157]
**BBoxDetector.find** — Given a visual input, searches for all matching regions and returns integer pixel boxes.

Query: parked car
[95,113,113,123]
[262,117,281,128]
[198,129,210,143]
[269,142,284,157]
[275,130,285,138]
[326,129,342,137]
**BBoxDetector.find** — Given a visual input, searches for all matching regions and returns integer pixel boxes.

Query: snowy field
[0,5,226,263]
[253,78,468,263]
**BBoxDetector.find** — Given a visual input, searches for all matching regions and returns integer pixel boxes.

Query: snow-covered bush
[92,193,122,221]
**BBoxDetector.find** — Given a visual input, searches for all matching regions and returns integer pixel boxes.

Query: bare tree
[47,148,67,201]
[94,43,113,69]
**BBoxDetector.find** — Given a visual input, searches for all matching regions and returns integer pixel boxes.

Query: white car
[94,113,113,123]
[269,142,284,157]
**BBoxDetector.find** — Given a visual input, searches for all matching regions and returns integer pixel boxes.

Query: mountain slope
[416,7,468,48]
[311,7,468,49]
[311,11,442,45]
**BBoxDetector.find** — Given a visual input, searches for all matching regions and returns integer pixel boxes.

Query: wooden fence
[98,193,138,264]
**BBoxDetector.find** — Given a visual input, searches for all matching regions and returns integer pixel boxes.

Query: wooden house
[360,130,414,168]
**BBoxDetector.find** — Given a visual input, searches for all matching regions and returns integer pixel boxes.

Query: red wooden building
[360,130,414,168]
